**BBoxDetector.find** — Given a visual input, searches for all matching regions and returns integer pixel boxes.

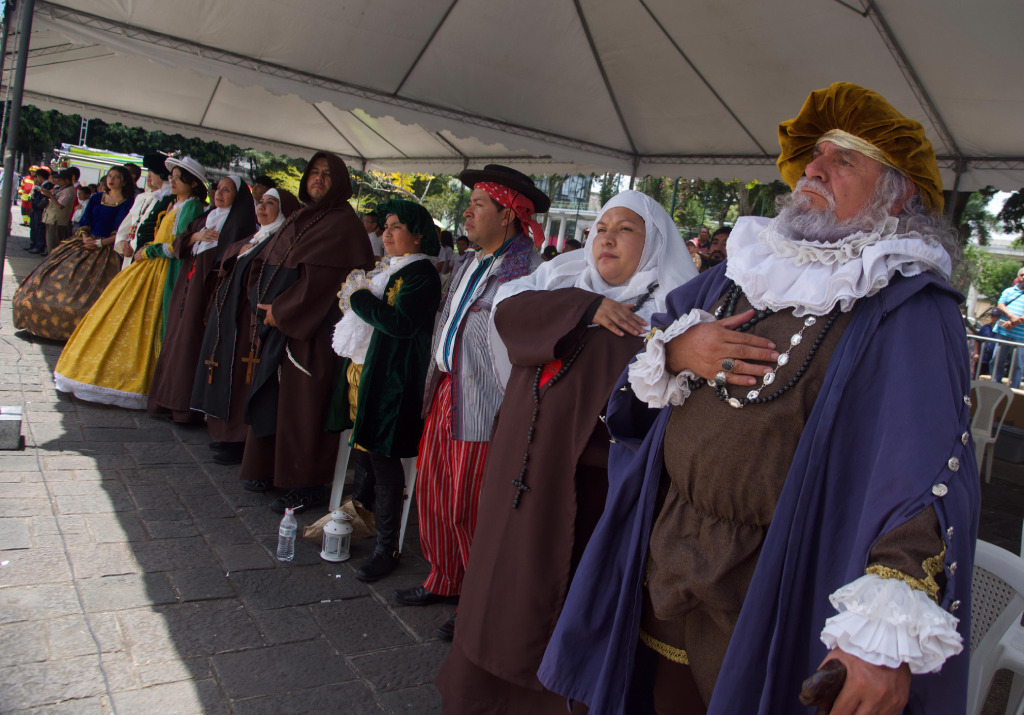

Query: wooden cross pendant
[204,358,219,384]
[242,351,260,385]
[511,478,531,510]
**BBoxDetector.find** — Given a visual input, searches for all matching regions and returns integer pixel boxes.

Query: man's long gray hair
[775,165,963,282]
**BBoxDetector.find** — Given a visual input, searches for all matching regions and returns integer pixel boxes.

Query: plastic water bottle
[276,508,297,561]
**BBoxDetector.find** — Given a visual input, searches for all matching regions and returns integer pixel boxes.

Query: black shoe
[243,479,271,492]
[436,614,456,641]
[270,488,328,515]
[209,441,232,451]
[212,442,245,465]
[26,246,42,254]
[393,585,459,606]
[356,549,400,582]
[355,483,404,582]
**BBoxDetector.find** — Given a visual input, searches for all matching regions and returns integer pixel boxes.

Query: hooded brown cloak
[240,153,375,488]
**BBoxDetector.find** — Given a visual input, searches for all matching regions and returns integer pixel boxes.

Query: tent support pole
[0,0,14,146]
[628,156,639,190]
[0,1,13,88]
[0,0,35,305]
[944,159,966,220]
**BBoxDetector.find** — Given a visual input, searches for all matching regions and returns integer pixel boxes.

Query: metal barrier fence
[967,333,1024,382]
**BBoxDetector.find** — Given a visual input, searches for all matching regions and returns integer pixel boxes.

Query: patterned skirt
[54,256,170,409]
[12,238,121,341]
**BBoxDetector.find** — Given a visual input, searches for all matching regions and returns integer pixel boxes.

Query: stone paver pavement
[1,231,449,713]
[3,222,1024,713]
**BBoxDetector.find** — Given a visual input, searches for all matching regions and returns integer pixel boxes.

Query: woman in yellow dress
[54,157,208,408]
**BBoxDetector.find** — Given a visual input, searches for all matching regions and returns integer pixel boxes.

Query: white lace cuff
[820,574,962,674]
[338,270,372,312]
[627,309,715,408]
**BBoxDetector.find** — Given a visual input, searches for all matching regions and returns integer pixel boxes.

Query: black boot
[351,451,376,512]
[356,484,404,582]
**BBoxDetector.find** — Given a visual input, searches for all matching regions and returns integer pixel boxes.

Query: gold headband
[815,129,905,176]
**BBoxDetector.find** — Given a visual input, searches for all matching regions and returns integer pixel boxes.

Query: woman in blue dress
[13,165,135,340]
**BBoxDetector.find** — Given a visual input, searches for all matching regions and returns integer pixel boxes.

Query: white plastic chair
[968,540,1024,714]
[971,380,1014,483]
[328,431,418,554]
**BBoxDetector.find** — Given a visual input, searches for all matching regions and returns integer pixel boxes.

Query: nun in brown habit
[240,152,375,514]
[436,191,697,713]
[147,175,257,422]
[190,188,301,464]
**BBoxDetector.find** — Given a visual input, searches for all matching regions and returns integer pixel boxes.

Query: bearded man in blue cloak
[539,82,979,715]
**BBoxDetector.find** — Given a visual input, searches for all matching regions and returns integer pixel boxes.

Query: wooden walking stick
[799,659,848,714]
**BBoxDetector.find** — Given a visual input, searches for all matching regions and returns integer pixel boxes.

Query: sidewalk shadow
[3,320,448,713]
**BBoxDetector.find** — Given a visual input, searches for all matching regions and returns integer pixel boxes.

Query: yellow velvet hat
[777,82,944,213]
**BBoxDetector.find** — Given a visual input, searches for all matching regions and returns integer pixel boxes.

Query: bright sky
[986,191,1019,246]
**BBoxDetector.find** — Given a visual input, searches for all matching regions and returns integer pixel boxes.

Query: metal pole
[0,0,35,306]
[0,1,13,83]
[0,0,15,160]
[669,176,680,217]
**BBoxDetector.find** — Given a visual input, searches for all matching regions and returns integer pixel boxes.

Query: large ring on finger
[721,358,735,372]
[714,370,728,387]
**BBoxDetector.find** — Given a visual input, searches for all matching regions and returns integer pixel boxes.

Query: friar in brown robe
[190,189,301,446]
[147,177,257,422]
[240,152,374,511]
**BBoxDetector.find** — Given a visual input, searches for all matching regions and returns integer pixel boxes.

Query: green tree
[965,245,1021,302]
[998,190,1024,239]
[13,106,80,169]
[958,188,998,245]
[264,165,304,196]
[743,180,790,218]
[635,176,674,210]
[421,176,467,230]
[598,173,619,206]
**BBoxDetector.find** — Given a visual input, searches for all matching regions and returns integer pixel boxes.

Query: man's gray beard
[775,182,888,244]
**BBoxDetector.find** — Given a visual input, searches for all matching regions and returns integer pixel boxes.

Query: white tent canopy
[10,0,1024,191]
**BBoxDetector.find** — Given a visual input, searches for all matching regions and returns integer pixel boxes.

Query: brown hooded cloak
[240,153,375,488]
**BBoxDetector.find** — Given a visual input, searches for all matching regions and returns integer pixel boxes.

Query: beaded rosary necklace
[205,223,288,386]
[510,282,658,509]
[245,206,334,380]
[202,244,252,386]
[699,282,841,408]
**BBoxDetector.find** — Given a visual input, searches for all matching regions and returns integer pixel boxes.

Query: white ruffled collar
[725,216,952,317]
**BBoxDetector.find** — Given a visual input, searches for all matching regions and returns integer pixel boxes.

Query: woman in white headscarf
[190,188,301,464]
[436,190,698,712]
[147,175,257,423]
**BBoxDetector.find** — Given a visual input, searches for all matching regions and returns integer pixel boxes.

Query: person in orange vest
[19,168,36,226]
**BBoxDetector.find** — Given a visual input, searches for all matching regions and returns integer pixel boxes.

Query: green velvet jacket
[327,258,442,457]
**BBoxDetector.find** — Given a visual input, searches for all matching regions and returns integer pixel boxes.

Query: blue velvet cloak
[538,264,980,714]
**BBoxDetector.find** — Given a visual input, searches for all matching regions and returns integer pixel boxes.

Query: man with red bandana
[394,165,549,640]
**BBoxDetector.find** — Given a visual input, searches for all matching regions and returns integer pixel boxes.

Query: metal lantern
[320,510,353,562]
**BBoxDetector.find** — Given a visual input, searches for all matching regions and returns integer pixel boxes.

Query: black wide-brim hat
[459,164,550,214]
[142,152,170,180]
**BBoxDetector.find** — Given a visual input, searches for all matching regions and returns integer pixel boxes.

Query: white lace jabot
[726,216,952,318]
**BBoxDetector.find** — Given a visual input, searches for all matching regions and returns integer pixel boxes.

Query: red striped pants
[416,374,488,596]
